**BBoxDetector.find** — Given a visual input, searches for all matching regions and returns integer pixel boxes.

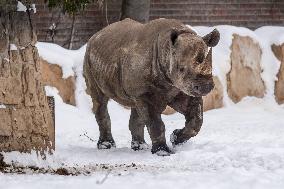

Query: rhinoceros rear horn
[201,48,212,75]
[202,29,220,47]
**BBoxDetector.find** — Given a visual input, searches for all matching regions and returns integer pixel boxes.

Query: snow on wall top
[255,26,284,46]
[36,42,86,78]
[36,25,284,107]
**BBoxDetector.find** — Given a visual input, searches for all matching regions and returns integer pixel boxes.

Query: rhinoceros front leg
[129,108,149,151]
[168,93,203,146]
[136,101,172,156]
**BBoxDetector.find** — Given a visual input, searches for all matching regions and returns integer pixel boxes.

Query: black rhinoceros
[83,18,220,156]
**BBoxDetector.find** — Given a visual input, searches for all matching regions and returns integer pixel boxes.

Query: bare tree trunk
[120,0,151,23]
[68,14,76,49]
[0,0,54,153]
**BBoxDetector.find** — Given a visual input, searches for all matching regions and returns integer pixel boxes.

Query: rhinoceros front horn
[202,29,220,47]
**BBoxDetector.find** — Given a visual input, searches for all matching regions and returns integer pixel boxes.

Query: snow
[16,1,36,13]
[49,23,56,30]
[9,44,17,51]
[17,1,27,12]
[1,26,284,188]
[1,93,284,188]
[30,4,36,14]
[0,104,6,109]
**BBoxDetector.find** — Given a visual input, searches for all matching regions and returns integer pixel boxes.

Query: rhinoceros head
[166,28,220,96]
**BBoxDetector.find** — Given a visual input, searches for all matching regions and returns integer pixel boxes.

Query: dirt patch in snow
[0,155,159,176]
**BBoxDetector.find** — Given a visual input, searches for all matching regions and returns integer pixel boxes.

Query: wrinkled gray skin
[83,18,220,156]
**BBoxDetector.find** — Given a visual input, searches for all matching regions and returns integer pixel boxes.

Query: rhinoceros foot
[151,144,174,156]
[131,141,149,151]
[97,139,116,149]
[170,129,188,147]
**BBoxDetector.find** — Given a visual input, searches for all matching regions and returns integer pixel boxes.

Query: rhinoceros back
[83,19,144,104]
[83,18,186,105]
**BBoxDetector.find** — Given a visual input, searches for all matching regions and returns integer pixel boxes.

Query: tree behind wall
[120,0,151,23]
[46,0,104,49]
[0,0,54,153]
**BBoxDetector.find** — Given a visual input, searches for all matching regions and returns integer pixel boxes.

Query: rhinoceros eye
[179,67,185,72]
[196,52,205,64]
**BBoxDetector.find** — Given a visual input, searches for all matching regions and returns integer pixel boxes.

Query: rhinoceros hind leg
[89,84,116,149]
[95,98,116,149]
[129,108,148,151]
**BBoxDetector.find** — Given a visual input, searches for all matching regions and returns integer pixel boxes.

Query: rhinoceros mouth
[180,82,214,97]
[192,83,214,96]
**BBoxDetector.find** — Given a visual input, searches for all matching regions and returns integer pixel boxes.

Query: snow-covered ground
[1,25,284,188]
[1,92,284,189]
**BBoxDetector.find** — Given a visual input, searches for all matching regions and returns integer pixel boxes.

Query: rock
[0,77,22,104]
[40,58,76,105]
[271,44,284,104]
[227,34,265,103]
[203,76,223,111]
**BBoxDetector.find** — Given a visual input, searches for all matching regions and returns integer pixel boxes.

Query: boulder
[271,44,284,104]
[227,34,265,103]
[203,76,223,111]
[40,59,76,105]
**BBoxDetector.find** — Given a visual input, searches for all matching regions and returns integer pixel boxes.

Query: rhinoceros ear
[170,29,179,46]
[170,28,194,46]
[202,29,220,47]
